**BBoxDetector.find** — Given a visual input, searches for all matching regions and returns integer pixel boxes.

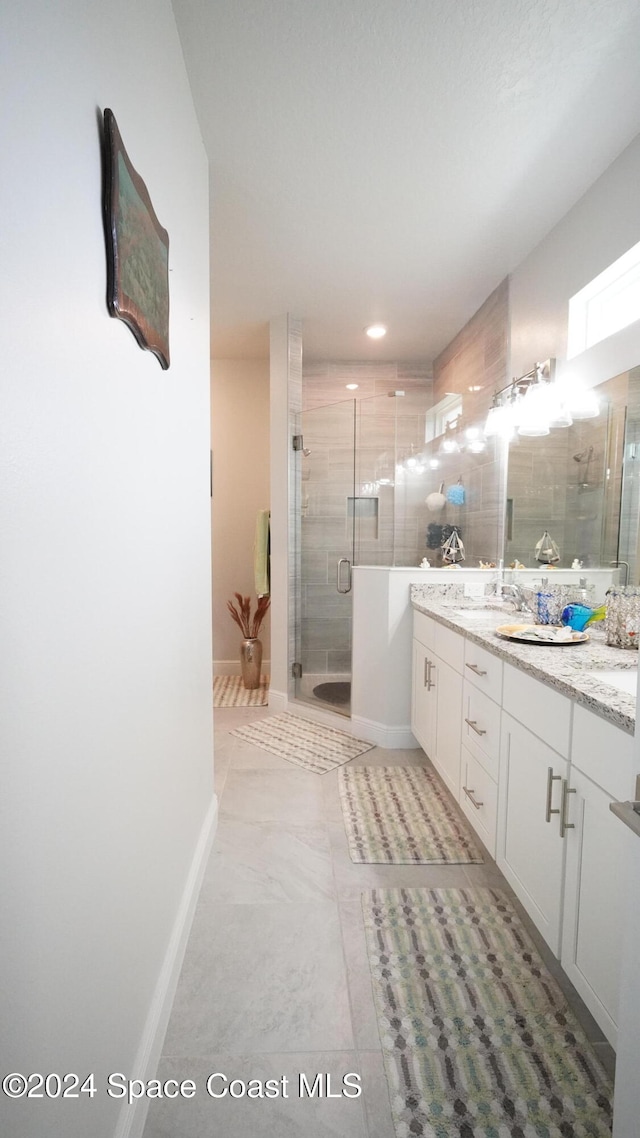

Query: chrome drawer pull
[463,785,484,809]
[466,663,488,676]
[560,779,576,838]
[465,718,487,736]
[545,766,562,822]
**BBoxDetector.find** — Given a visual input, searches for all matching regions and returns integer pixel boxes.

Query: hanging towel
[254,509,271,597]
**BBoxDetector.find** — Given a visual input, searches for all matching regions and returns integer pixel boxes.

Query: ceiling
[172,0,640,363]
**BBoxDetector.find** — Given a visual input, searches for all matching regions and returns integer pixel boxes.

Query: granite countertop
[410,585,638,735]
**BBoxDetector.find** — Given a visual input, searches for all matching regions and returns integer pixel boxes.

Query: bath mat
[213,675,268,707]
[363,886,613,1137]
[339,765,483,863]
[230,712,374,774]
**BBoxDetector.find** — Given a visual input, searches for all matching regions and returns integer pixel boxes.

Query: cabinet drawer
[502,662,571,757]
[413,610,435,652]
[433,622,464,673]
[462,681,501,777]
[460,745,498,857]
[571,704,635,801]
[463,638,503,703]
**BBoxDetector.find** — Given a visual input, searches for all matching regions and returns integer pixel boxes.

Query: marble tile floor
[142,704,616,1138]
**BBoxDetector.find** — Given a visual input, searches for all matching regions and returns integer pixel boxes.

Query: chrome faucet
[500,583,533,613]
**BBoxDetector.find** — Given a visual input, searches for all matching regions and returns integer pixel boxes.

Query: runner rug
[230,712,374,774]
[338,766,483,863]
[213,675,269,707]
[363,886,613,1138]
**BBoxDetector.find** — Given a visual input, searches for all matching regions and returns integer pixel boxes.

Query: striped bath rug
[213,675,268,707]
[230,712,374,774]
[339,765,483,863]
[363,887,613,1137]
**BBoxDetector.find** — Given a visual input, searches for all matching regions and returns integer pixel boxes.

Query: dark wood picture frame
[103,108,170,369]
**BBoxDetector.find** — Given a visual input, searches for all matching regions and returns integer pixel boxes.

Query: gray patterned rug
[339,766,483,863]
[213,674,268,707]
[230,712,374,773]
[363,887,613,1137]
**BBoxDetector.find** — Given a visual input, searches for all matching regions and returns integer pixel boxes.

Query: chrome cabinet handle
[463,785,484,809]
[336,558,352,594]
[466,663,488,676]
[545,766,562,822]
[465,718,487,736]
[560,779,576,838]
[425,659,435,691]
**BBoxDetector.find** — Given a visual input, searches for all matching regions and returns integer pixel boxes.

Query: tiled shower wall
[424,279,510,566]
[298,362,432,677]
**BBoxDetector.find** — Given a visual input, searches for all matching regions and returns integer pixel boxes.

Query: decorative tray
[495,623,589,645]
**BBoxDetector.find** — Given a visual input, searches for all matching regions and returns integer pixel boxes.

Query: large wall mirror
[504,366,640,582]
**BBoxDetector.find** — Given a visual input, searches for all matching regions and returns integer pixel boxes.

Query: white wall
[269,314,303,712]
[510,133,640,376]
[0,4,214,1137]
[211,358,270,670]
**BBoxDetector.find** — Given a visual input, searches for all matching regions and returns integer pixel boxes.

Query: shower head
[573,446,594,462]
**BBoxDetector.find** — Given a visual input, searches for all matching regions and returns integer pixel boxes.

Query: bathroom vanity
[411,585,638,1049]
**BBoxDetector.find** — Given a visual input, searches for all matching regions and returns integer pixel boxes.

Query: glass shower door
[294,399,356,715]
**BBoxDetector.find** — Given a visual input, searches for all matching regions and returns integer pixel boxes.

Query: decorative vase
[240,637,262,688]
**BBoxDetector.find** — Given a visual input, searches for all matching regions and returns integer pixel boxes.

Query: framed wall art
[103,108,170,369]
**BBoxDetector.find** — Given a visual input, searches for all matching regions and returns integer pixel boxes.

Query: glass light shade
[557,379,599,420]
[569,389,599,420]
[540,382,573,428]
[517,384,550,437]
[439,435,460,455]
[484,402,515,440]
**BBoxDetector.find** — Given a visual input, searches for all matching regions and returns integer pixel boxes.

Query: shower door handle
[336,558,352,594]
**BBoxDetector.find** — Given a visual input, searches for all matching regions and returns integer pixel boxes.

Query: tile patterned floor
[142,704,615,1138]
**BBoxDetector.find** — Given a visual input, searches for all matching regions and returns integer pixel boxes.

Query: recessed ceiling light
[365,324,387,339]
[346,383,359,390]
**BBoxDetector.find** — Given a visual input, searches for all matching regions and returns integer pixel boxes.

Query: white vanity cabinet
[497,712,569,955]
[412,637,436,762]
[560,706,636,1047]
[411,606,636,1047]
[459,642,503,857]
[496,664,573,955]
[411,614,463,798]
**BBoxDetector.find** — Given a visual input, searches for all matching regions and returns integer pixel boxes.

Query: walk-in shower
[292,363,433,716]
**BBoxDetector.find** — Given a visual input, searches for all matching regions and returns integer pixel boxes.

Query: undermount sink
[589,669,638,696]
[450,605,511,619]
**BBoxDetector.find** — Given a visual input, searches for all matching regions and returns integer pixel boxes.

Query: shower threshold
[298,672,351,716]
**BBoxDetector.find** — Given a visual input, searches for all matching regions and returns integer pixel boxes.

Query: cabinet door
[561,767,625,1047]
[411,639,436,759]
[497,713,568,955]
[433,655,462,798]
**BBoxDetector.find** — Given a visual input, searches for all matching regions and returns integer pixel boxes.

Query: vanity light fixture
[484,393,515,441]
[483,359,599,440]
[439,423,460,454]
[365,323,387,339]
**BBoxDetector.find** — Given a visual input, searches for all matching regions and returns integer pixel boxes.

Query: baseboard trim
[114,793,219,1138]
[267,687,287,713]
[350,715,417,750]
